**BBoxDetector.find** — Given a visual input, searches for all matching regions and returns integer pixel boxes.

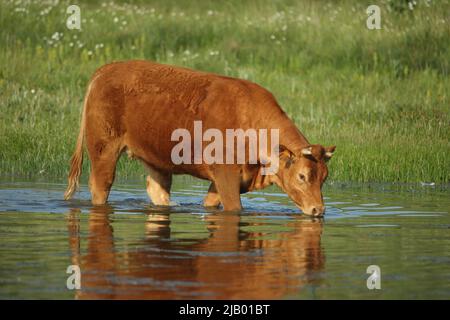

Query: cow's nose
[311,206,325,216]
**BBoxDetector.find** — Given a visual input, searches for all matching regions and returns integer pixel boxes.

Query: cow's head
[272,144,335,216]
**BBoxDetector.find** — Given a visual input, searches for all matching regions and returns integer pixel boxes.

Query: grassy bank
[0,0,449,183]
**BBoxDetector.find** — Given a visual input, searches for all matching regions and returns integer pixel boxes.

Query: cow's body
[65,60,334,215]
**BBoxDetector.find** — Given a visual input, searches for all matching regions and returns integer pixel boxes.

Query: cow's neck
[274,114,309,154]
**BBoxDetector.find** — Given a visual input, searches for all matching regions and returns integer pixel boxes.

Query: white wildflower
[51,32,60,41]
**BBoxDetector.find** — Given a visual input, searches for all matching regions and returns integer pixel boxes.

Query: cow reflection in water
[67,206,324,299]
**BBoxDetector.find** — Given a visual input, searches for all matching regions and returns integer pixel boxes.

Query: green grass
[0,0,449,183]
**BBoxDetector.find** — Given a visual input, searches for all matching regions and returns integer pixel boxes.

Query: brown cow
[64,60,335,216]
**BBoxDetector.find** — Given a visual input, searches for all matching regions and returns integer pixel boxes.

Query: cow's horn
[301,146,312,156]
[325,151,334,158]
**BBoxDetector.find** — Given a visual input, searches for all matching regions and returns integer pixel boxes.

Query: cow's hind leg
[146,166,172,206]
[88,140,122,205]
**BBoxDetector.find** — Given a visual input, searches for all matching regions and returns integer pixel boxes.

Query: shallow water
[0,179,449,299]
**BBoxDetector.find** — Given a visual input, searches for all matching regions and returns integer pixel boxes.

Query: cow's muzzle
[302,205,325,217]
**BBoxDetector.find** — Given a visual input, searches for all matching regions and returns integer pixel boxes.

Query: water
[0,178,449,299]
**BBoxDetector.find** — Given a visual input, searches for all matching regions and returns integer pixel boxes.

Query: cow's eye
[299,173,306,181]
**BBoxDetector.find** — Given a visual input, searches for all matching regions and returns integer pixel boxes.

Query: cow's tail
[64,86,89,200]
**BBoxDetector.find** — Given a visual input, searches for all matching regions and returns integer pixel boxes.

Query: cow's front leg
[212,165,242,211]
[204,182,221,207]
[145,166,172,206]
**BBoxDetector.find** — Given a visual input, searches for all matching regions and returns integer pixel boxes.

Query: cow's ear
[324,146,336,161]
[278,145,295,168]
